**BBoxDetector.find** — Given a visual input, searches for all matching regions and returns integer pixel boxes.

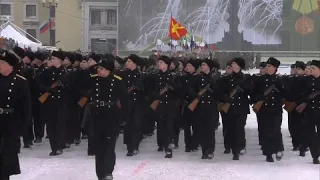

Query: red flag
[169,17,187,40]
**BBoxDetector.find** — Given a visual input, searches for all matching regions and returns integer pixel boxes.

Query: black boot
[299,151,306,157]
[165,150,172,158]
[224,148,231,154]
[266,155,274,162]
[233,154,240,160]
[313,158,320,164]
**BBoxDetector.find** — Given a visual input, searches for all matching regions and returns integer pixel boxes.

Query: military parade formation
[0,46,320,180]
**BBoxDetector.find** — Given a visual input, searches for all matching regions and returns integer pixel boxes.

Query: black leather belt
[91,101,115,107]
[0,108,14,114]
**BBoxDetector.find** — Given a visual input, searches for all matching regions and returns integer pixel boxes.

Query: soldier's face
[310,65,320,77]
[185,63,195,73]
[80,60,88,69]
[296,68,304,75]
[305,67,311,75]
[63,58,71,66]
[125,59,136,70]
[157,60,167,71]
[50,56,61,67]
[259,67,266,74]
[97,66,110,77]
[169,62,175,70]
[0,60,12,75]
[231,62,240,72]
[201,63,210,73]
[23,56,31,64]
[225,66,233,74]
[266,64,276,75]
[88,59,97,66]
[290,68,296,75]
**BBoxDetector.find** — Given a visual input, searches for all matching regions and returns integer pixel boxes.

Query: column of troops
[0,46,320,180]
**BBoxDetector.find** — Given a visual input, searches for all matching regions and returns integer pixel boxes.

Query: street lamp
[41,0,58,46]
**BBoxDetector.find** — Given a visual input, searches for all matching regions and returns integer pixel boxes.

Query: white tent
[0,20,42,51]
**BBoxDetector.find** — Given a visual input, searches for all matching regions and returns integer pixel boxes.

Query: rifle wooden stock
[218,103,230,113]
[283,101,297,113]
[150,100,160,111]
[253,101,264,113]
[78,97,88,107]
[188,98,200,112]
[295,103,307,113]
[38,92,50,104]
[38,81,60,104]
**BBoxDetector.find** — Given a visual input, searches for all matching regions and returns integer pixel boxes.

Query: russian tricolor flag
[40,19,55,34]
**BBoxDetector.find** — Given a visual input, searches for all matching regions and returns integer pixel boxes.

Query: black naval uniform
[0,72,31,179]
[38,66,69,155]
[253,73,285,161]
[150,70,179,158]
[190,72,221,159]
[218,71,251,159]
[122,68,145,156]
[299,73,320,163]
[89,73,128,180]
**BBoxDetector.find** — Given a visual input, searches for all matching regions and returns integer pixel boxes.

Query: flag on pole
[169,17,187,40]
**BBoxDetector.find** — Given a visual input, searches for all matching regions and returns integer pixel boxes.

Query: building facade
[0,0,54,46]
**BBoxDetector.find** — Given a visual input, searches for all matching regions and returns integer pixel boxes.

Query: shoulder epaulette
[90,74,98,78]
[114,74,122,80]
[16,74,26,80]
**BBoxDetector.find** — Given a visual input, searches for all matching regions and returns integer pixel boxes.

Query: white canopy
[0,20,42,51]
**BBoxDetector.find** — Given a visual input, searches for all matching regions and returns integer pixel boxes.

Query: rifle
[295,91,320,113]
[150,84,169,111]
[78,96,88,107]
[188,84,211,112]
[252,84,276,113]
[283,100,297,113]
[38,81,62,104]
[218,86,243,113]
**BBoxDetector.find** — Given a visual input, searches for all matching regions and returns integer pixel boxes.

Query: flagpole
[170,12,173,50]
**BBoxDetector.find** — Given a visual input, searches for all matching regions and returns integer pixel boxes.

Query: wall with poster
[118,0,320,52]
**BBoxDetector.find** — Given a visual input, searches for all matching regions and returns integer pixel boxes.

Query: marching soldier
[0,49,31,180]
[89,59,128,180]
[220,61,233,154]
[297,60,320,164]
[38,51,69,156]
[190,59,222,159]
[181,59,200,152]
[252,57,285,162]
[121,54,146,156]
[149,55,179,158]
[218,58,251,160]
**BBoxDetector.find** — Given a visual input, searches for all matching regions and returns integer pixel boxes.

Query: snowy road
[11,111,320,180]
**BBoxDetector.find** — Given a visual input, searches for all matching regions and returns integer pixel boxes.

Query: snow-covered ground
[12,68,320,180]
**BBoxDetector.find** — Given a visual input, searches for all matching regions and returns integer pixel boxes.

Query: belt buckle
[0,108,3,114]
[99,101,105,107]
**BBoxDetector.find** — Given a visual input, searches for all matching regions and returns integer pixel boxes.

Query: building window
[0,4,11,16]
[107,10,116,25]
[26,5,37,17]
[50,6,55,18]
[26,29,37,42]
[90,10,101,25]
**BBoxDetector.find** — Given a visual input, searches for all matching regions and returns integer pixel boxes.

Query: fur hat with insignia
[89,53,102,63]
[159,55,171,65]
[266,57,280,68]
[231,57,245,69]
[127,54,141,65]
[34,51,45,62]
[0,49,20,66]
[187,59,200,70]
[203,58,220,70]
[306,61,312,66]
[51,50,66,60]
[24,51,35,61]
[295,61,306,70]
[74,53,83,61]
[99,59,115,71]
[310,60,320,69]
[13,46,25,59]
[65,52,75,64]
